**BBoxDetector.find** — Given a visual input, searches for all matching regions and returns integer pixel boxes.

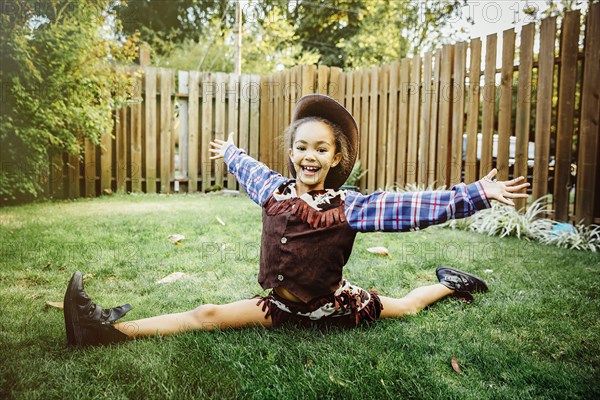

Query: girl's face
[288,120,342,194]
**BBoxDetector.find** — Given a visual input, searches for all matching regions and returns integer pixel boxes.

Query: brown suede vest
[259,194,357,303]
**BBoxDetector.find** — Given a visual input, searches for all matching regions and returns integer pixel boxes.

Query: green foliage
[0,0,139,201]
[158,6,320,75]
[117,0,464,72]
[339,0,463,68]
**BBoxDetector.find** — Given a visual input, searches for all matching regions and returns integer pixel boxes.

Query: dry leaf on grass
[451,357,463,374]
[156,272,187,284]
[367,246,390,257]
[216,216,225,226]
[45,301,64,309]
[328,374,348,387]
[168,234,185,245]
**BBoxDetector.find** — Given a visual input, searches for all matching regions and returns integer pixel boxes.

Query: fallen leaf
[83,273,94,281]
[451,357,463,374]
[367,246,390,257]
[216,216,225,226]
[168,234,185,244]
[484,269,493,274]
[328,374,348,387]
[156,272,187,284]
[45,301,64,309]
[43,262,52,270]
[304,359,313,368]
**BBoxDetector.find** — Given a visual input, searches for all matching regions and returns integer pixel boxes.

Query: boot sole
[64,271,83,346]
[436,266,489,293]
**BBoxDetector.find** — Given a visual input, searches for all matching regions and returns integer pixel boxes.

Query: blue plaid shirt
[224,145,491,232]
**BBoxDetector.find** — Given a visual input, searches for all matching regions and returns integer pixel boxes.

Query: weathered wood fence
[49,5,600,224]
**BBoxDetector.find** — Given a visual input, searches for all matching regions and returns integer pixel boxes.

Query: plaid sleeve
[223,144,288,206]
[344,181,491,232]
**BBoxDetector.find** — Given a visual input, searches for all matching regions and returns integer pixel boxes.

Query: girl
[64,94,529,346]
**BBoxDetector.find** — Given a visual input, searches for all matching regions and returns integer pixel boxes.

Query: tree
[0,0,138,201]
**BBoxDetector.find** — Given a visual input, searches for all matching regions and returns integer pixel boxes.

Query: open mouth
[301,166,321,176]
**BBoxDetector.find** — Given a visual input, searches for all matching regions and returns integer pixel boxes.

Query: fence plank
[177,71,189,186]
[367,66,378,192]
[437,45,453,186]
[377,65,388,189]
[428,49,441,187]
[344,71,353,112]
[480,33,497,178]
[67,151,79,198]
[249,74,261,160]
[386,62,399,187]
[317,65,329,94]
[407,55,421,185]
[555,11,580,221]
[259,74,271,169]
[352,71,361,138]
[330,67,344,104]
[397,58,411,187]
[131,73,143,193]
[227,73,239,188]
[100,129,112,194]
[497,28,516,182]
[201,73,214,192]
[277,71,286,177]
[50,152,64,198]
[449,42,466,187]
[84,138,96,197]
[360,69,370,190]
[188,71,200,193]
[514,23,535,209]
[302,64,316,96]
[144,67,157,193]
[465,38,482,184]
[418,52,433,186]
[116,107,127,193]
[576,3,600,224]
[533,17,557,201]
[159,68,173,193]
[214,72,227,187]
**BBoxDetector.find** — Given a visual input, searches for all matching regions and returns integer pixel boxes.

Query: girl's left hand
[479,168,530,207]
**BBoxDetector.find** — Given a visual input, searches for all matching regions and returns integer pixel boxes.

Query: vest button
[277,274,284,281]
[280,237,287,244]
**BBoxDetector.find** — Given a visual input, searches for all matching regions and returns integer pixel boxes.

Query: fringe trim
[254,290,383,328]
[264,197,346,229]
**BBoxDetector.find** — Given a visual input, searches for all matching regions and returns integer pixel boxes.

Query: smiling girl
[63,94,529,345]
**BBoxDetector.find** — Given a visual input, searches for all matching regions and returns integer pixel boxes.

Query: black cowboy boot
[436,266,489,294]
[64,271,132,346]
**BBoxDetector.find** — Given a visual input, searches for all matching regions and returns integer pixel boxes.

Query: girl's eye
[296,146,305,151]
[318,148,327,153]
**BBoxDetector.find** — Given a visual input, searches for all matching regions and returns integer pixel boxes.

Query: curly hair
[283,117,352,176]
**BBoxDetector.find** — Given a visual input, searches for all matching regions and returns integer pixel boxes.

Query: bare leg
[379,284,454,319]
[114,299,272,338]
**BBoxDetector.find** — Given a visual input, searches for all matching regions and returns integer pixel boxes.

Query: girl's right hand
[209,132,235,160]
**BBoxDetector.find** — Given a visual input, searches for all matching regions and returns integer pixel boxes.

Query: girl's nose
[304,151,316,160]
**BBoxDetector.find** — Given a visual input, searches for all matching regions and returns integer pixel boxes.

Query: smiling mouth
[301,166,321,176]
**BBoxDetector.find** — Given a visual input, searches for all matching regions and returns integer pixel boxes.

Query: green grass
[1,193,599,399]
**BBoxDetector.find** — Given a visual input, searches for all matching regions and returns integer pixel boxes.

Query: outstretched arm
[209,133,287,206]
[345,169,529,233]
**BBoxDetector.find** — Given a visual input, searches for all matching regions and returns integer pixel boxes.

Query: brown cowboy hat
[289,94,359,189]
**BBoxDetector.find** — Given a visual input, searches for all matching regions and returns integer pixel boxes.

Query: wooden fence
[49,5,600,224]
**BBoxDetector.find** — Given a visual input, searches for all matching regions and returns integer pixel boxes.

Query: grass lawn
[1,193,599,399]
